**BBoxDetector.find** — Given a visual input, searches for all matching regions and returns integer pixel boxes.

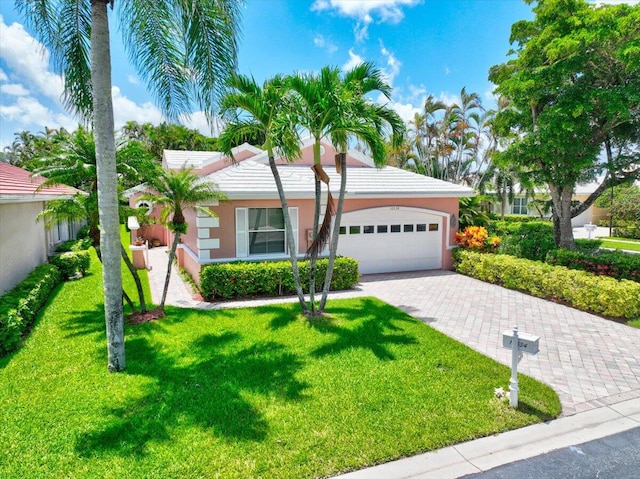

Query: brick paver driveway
[357,271,640,416]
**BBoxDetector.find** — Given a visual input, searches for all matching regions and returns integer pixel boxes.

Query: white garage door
[336,206,443,274]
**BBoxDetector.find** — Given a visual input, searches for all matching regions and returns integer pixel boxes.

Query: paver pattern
[148,247,640,417]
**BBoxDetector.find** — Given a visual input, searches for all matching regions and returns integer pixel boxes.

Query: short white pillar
[509,326,520,408]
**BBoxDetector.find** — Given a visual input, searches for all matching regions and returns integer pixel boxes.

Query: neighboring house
[0,162,82,295]
[128,139,474,283]
[492,182,609,226]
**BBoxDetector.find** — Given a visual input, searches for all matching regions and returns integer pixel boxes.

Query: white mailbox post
[502,326,540,408]
[584,223,597,239]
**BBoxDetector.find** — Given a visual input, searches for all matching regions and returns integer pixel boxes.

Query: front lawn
[598,238,640,252]
[0,251,560,478]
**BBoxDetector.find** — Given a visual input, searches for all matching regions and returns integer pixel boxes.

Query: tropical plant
[218,74,309,314]
[288,63,403,315]
[139,167,226,311]
[489,0,640,249]
[17,0,242,371]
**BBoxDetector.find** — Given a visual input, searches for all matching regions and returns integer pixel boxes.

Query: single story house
[129,138,474,283]
[0,162,82,295]
[492,182,609,226]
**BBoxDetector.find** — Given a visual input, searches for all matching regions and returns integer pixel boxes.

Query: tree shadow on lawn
[75,330,309,458]
[308,298,418,360]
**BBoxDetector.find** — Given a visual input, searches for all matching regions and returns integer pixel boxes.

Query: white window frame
[235,207,298,258]
[512,197,528,215]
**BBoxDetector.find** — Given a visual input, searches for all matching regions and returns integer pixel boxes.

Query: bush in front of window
[490,221,555,261]
[200,257,360,300]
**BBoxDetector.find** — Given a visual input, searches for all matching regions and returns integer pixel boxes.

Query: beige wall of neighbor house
[0,202,48,295]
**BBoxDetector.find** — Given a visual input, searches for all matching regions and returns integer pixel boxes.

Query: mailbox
[502,330,540,355]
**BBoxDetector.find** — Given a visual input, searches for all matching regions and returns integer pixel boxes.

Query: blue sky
[0,0,636,149]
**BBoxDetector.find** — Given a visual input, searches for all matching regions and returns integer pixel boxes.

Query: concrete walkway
[144,245,640,478]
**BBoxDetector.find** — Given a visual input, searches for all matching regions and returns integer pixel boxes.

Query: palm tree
[140,168,226,311]
[318,64,404,312]
[289,63,403,315]
[218,74,310,314]
[33,127,148,313]
[18,0,241,372]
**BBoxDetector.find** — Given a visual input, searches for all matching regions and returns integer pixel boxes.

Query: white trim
[197,238,219,249]
[235,208,248,257]
[197,228,210,239]
[196,216,219,228]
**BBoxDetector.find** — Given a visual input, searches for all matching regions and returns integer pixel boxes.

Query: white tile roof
[206,160,474,199]
[163,150,225,170]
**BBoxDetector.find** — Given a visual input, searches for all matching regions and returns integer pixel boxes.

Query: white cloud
[408,84,427,100]
[438,92,460,107]
[444,66,450,76]
[0,68,8,82]
[0,17,65,103]
[313,34,338,54]
[0,96,76,130]
[127,74,140,85]
[111,86,163,128]
[312,0,420,41]
[386,99,422,124]
[342,49,364,71]
[380,42,401,86]
[1,83,30,96]
[312,0,420,23]
[179,111,224,137]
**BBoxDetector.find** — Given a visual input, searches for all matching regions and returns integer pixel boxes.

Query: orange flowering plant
[455,226,500,252]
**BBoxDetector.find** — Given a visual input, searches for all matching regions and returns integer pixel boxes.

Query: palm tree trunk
[91,0,125,372]
[319,153,347,312]
[120,243,147,313]
[308,177,321,316]
[160,230,181,310]
[267,156,309,314]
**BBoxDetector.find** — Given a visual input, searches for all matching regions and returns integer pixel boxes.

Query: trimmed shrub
[54,238,92,253]
[49,251,91,279]
[454,250,640,320]
[200,257,360,300]
[0,264,62,356]
[546,248,640,283]
[495,221,556,261]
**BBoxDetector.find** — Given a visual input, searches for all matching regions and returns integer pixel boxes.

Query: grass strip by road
[598,238,640,252]
[0,249,560,479]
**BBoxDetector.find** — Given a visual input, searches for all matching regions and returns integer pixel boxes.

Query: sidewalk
[144,246,640,478]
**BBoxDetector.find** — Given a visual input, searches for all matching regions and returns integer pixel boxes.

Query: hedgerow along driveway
[356,270,640,416]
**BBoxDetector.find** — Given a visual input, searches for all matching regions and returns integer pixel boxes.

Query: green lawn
[0,250,560,479]
[597,237,640,252]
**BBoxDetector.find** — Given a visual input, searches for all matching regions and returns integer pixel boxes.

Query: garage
[336,206,443,274]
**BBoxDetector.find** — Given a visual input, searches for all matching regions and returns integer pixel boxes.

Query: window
[248,208,285,254]
[417,224,427,232]
[377,225,388,233]
[429,223,439,231]
[236,207,298,257]
[390,224,401,233]
[339,226,346,235]
[349,226,361,234]
[512,197,528,215]
[364,225,374,234]
[404,224,414,232]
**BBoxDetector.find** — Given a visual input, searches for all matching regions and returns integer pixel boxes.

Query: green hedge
[546,248,640,283]
[49,251,91,279]
[54,238,92,253]
[0,264,62,357]
[454,250,640,320]
[493,221,556,261]
[200,257,360,300]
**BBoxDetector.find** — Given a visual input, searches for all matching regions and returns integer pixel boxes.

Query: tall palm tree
[289,63,403,315]
[140,168,226,311]
[318,64,404,312]
[18,0,241,372]
[218,74,310,314]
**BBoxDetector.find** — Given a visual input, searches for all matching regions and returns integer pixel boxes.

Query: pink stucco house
[128,138,474,284]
